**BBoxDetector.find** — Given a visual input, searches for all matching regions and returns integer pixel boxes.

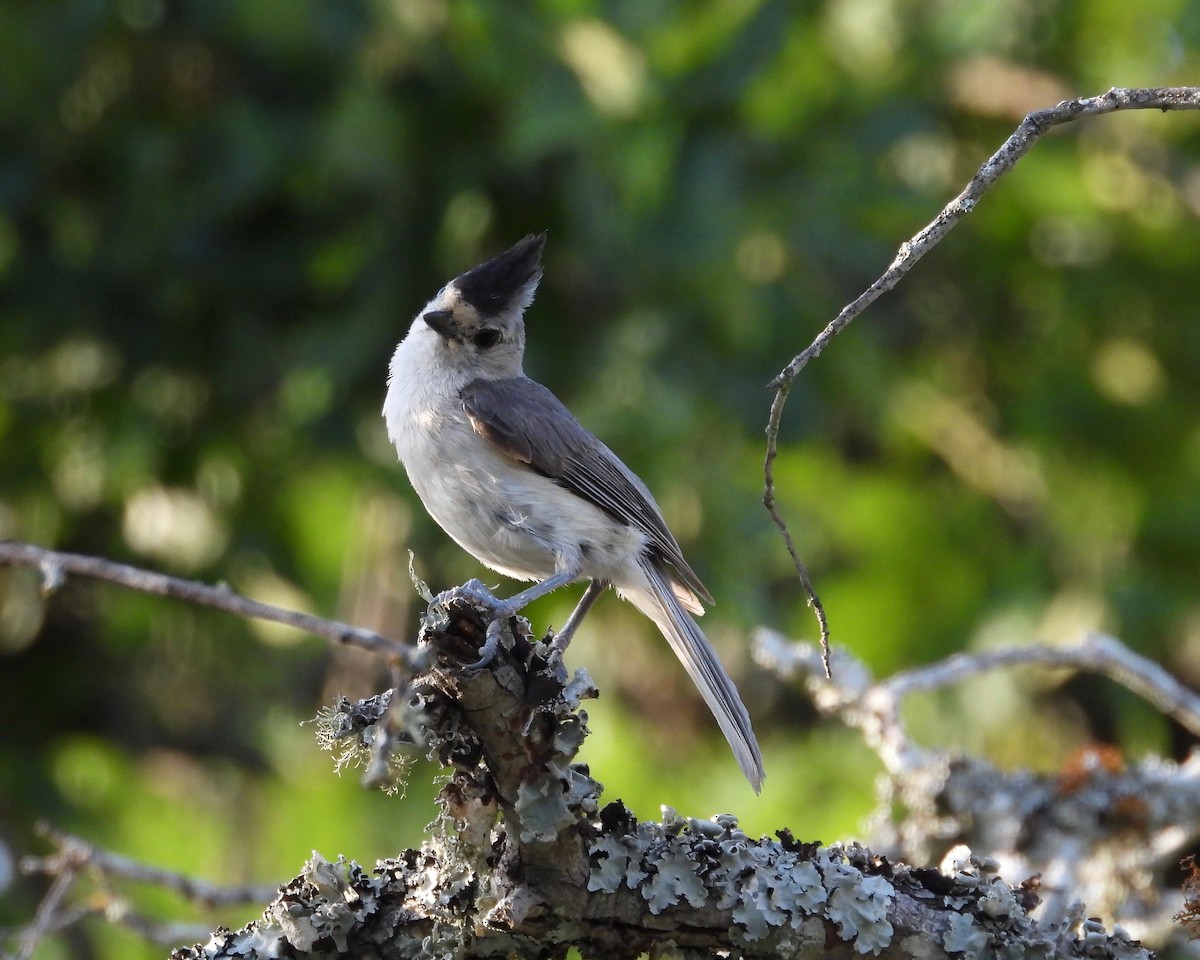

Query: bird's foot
[434,577,495,608]
[435,579,520,670]
[460,620,505,671]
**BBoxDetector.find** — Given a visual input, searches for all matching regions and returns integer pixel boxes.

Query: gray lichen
[943,911,993,958]
[514,772,580,843]
[586,816,900,954]
[171,593,1159,960]
[184,853,393,959]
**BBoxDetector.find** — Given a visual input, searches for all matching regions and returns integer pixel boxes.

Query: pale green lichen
[310,694,416,796]
[188,852,389,959]
[901,932,944,960]
[979,881,1020,919]
[827,873,895,954]
[944,911,993,959]
[644,841,706,914]
[587,817,900,953]
[514,758,602,843]
[515,776,578,843]
[587,832,641,893]
[728,845,828,939]
[561,669,598,709]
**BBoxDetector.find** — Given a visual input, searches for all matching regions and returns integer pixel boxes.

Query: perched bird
[383,234,764,790]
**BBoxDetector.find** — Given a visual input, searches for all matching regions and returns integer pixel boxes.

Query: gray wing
[460,376,713,605]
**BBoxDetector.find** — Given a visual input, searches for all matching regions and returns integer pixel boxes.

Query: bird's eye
[471,328,502,349]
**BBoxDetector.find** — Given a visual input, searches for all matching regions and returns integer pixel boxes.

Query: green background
[2,1,1198,956]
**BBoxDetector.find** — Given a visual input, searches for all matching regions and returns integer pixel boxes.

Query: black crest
[453,233,546,313]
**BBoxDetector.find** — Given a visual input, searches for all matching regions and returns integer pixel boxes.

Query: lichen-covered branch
[761,86,1200,662]
[756,628,1200,949]
[167,594,1152,960]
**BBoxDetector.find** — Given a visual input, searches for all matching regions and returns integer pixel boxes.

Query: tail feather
[627,559,765,792]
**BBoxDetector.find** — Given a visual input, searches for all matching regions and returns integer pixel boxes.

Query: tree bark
[166,593,1152,960]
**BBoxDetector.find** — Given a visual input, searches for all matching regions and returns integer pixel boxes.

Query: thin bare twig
[8,860,77,960]
[0,541,417,664]
[5,825,279,956]
[761,85,1200,674]
[23,825,280,910]
[762,381,832,676]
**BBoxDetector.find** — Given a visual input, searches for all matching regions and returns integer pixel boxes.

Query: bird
[382,233,764,791]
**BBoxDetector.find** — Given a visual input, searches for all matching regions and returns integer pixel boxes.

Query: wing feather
[460,377,713,606]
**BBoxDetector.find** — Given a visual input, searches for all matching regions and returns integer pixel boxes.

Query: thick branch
[0,541,415,663]
[164,595,1152,960]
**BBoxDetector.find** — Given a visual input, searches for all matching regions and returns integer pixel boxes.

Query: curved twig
[883,631,1200,739]
[762,86,1200,673]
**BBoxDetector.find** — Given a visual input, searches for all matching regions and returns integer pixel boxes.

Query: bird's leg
[550,579,607,656]
[442,569,581,670]
[489,569,580,618]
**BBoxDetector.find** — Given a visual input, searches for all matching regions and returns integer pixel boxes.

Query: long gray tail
[627,559,765,792]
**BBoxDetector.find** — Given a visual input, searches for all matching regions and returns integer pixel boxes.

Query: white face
[407,280,528,381]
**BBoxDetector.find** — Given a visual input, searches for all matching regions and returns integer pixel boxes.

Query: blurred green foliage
[1,1,1198,956]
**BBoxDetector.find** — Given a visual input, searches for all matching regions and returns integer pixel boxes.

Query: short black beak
[423,309,457,340]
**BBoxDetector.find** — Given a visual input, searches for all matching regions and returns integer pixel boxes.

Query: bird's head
[415,233,545,380]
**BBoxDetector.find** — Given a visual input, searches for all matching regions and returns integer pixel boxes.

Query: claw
[436,578,500,609]
[434,580,519,669]
[464,619,507,671]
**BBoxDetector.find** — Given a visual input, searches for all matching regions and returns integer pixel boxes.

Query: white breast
[384,327,646,585]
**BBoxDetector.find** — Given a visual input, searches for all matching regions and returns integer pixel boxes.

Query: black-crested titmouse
[382,234,764,790]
